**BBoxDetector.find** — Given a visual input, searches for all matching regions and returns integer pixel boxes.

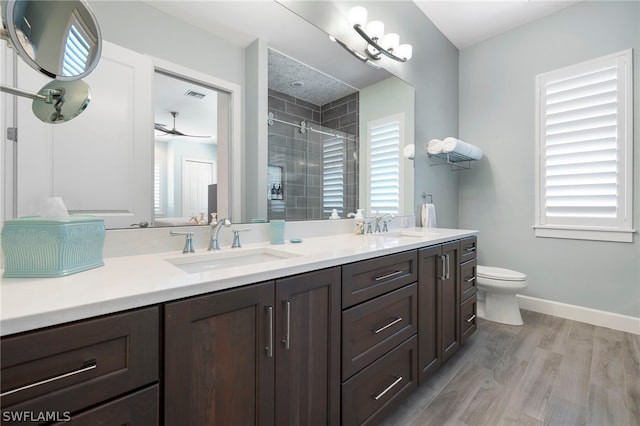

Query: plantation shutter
[370,119,400,215]
[536,49,633,241]
[323,136,344,216]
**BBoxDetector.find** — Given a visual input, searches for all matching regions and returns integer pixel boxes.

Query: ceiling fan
[154,111,210,138]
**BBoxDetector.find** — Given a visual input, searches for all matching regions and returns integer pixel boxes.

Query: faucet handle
[170,230,195,253]
[231,228,251,248]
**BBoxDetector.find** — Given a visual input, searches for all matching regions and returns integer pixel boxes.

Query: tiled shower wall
[268,89,359,221]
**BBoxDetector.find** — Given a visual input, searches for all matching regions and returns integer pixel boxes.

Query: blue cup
[270,220,285,244]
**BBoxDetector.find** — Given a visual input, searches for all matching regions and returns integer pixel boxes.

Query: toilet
[476,266,528,325]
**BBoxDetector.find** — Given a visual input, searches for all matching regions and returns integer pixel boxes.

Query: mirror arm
[0,85,62,103]
[0,85,46,101]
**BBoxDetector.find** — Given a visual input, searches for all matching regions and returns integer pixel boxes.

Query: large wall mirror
[2,1,415,228]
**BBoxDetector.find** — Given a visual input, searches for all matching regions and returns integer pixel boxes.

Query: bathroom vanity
[0,229,477,425]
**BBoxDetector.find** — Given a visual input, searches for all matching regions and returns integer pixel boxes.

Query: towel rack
[421,192,433,203]
[428,152,476,171]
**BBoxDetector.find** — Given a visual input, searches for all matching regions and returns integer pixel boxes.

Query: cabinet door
[164,282,275,426]
[417,245,441,384]
[441,241,460,363]
[275,267,341,426]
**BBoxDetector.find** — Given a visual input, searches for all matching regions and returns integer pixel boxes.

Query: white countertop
[0,228,477,336]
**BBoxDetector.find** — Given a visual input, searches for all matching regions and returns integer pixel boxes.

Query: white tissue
[427,139,443,155]
[37,197,69,218]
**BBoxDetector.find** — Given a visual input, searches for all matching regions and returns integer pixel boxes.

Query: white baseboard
[517,295,640,335]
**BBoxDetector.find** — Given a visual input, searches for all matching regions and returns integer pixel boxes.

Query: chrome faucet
[170,230,195,253]
[374,213,394,233]
[208,218,231,251]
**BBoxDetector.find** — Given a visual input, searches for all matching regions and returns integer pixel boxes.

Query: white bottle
[352,209,365,235]
[329,209,340,220]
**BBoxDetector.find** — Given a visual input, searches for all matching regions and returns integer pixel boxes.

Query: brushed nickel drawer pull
[465,246,476,252]
[372,317,403,334]
[467,314,477,323]
[445,254,450,279]
[440,255,446,280]
[465,276,476,283]
[373,376,403,401]
[282,300,291,350]
[266,305,274,357]
[374,270,403,281]
[1,360,97,397]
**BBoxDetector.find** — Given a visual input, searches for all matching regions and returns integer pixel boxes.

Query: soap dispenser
[347,209,365,235]
[329,209,340,220]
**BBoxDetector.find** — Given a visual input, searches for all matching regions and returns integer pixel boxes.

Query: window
[368,115,403,215]
[323,136,345,216]
[535,49,633,242]
[62,11,97,77]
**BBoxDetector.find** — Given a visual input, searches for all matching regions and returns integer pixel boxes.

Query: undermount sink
[167,247,301,274]
[381,230,444,238]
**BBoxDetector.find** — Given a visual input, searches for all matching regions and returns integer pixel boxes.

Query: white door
[13,41,153,228]
[181,158,215,217]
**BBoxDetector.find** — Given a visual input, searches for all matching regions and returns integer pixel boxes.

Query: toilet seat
[477,266,526,282]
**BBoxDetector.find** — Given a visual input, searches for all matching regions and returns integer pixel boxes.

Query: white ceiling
[414,0,582,49]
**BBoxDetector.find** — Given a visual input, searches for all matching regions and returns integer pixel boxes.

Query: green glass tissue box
[1,216,105,278]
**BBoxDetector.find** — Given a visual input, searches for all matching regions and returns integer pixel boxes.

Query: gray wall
[458,1,640,317]
[88,1,245,86]
[357,2,460,228]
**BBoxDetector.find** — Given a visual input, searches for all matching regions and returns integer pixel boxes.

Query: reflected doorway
[153,70,229,226]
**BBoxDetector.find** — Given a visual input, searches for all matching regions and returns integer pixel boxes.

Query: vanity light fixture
[347,6,413,62]
[328,35,381,69]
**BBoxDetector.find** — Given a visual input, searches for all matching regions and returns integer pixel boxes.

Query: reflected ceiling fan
[154,111,210,138]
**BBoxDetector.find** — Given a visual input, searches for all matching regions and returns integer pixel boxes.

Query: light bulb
[365,20,384,40]
[396,44,413,60]
[348,6,367,27]
[382,33,399,50]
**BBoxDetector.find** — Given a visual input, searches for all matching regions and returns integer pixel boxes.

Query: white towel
[421,203,437,228]
[442,137,483,160]
[427,139,443,155]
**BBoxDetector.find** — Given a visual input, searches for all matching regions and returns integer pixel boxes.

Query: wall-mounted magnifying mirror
[0,0,101,122]
[1,0,102,80]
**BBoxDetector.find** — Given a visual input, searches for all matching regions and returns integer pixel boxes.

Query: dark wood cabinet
[0,307,159,425]
[342,284,417,380]
[1,235,478,426]
[342,336,418,426]
[341,251,419,426]
[459,236,478,347]
[417,241,461,385]
[164,267,341,426]
[342,251,417,308]
[164,282,275,426]
[275,267,341,426]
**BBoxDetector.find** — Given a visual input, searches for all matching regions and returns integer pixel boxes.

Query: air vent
[184,90,206,99]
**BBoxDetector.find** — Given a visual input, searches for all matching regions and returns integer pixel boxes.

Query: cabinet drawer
[460,237,477,263]
[342,336,417,426]
[52,385,158,425]
[342,251,417,308]
[342,284,417,380]
[1,307,159,417]
[460,294,478,346]
[460,258,477,302]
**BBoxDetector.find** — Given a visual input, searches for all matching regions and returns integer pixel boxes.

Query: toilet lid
[477,265,527,282]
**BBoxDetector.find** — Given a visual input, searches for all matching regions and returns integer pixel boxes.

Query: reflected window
[369,116,401,215]
[323,136,345,216]
[62,12,93,76]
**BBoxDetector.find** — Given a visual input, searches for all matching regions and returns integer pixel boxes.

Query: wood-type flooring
[381,310,640,426]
